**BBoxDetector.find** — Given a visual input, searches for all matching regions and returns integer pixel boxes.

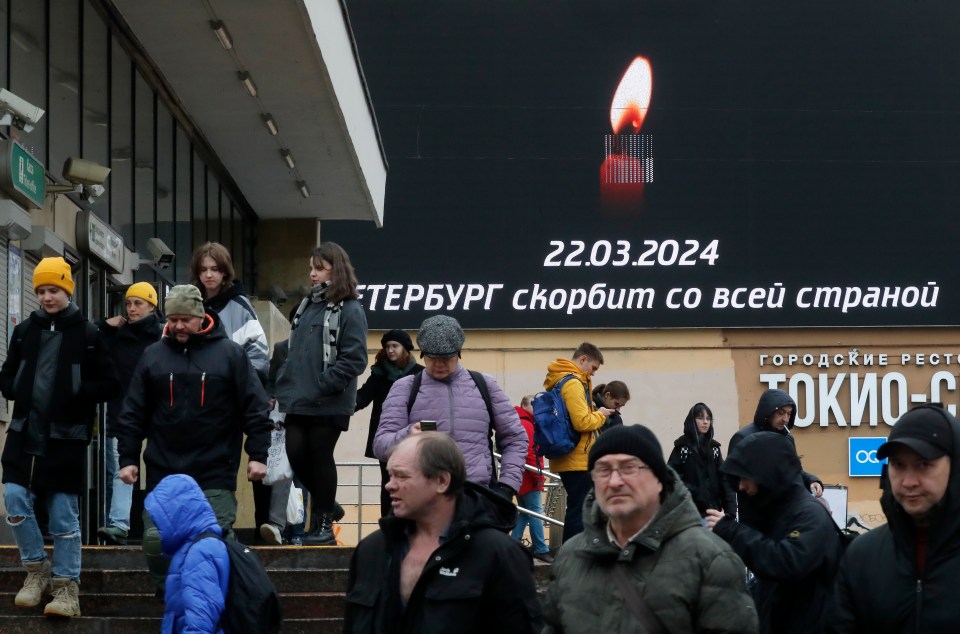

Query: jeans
[104,437,133,531]
[511,490,549,554]
[559,470,593,543]
[142,488,237,590]
[4,483,81,582]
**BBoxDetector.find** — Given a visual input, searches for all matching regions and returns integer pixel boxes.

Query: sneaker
[532,550,555,564]
[259,523,283,546]
[43,578,80,618]
[97,525,128,545]
[15,559,51,608]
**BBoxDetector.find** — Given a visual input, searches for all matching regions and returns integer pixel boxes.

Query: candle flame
[610,57,653,134]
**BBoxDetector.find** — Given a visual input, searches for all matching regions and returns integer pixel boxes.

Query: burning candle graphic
[601,56,653,210]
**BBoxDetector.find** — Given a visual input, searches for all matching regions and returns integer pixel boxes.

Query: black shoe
[332,501,345,522]
[302,514,336,545]
[532,550,555,564]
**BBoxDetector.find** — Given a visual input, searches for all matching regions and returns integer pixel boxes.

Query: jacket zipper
[169,372,174,406]
[200,372,206,407]
[915,579,922,633]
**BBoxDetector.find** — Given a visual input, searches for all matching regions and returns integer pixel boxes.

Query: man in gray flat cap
[373,315,527,502]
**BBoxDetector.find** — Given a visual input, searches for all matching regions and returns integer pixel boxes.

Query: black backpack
[190,532,282,634]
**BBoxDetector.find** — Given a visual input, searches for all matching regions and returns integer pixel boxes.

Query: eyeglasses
[591,462,650,481]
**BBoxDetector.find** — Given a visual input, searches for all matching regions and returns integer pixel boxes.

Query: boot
[43,577,81,618]
[15,559,51,608]
[302,513,336,545]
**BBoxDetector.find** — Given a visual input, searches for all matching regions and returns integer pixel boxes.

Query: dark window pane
[156,108,174,271]
[174,125,191,283]
[110,39,132,242]
[82,1,109,220]
[206,169,218,242]
[133,71,154,260]
[48,0,80,182]
[9,0,47,163]
[192,151,205,249]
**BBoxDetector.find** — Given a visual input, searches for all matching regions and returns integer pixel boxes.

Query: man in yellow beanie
[0,256,120,618]
[96,281,164,545]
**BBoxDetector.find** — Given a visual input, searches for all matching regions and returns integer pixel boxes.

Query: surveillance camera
[63,157,111,186]
[81,184,105,204]
[0,88,45,132]
[146,237,175,269]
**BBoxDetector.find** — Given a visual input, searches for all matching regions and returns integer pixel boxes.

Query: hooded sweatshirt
[714,432,842,634]
[668,403,737,515]
[830,406,960,633]
[543,359,606,472]
[729,389,823,510]
[146,474,228,634]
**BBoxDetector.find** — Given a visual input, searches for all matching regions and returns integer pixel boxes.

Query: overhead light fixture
[296,181,310,198]
[280,149,295,170]
[210,20,233,50]
[262,113,278,136]
[237,71,257,97]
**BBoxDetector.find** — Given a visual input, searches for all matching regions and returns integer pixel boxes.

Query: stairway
[0,544,352,633]
[0,544,552,632]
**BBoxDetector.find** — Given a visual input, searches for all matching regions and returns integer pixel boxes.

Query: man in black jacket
[729,389,824,520]
[706,432,842,634]
[344,432,541,634]
[829,404,960,633]
[115,284,271,590]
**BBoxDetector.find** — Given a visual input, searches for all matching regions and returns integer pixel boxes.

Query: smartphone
[419,420,438,432]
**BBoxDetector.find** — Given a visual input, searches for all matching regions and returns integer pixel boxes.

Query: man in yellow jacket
[544,342,613,542]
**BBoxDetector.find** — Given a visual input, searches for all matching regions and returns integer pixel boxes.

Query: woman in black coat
[355,329,423,517]
[668,402,737,516]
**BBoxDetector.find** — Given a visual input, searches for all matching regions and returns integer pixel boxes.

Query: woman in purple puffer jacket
[373,315,527,499]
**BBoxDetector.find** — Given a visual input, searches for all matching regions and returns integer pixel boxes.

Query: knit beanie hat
[588,424,669,484]
[381,329,414,352]
[33,257,75,296]
[164,285,205,318]
[126,282,158,307]
[416,315,465,357]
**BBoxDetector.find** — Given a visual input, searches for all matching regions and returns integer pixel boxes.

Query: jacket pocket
[50,422,89,441]
[9,418,25,432]
[344,584,379,633]
[11,361,26,395]
[71,364,82,397]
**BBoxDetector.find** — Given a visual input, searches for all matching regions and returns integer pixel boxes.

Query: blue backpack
[533,375,588,459]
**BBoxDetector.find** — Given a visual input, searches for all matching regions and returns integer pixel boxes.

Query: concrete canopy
[110,0,385,225]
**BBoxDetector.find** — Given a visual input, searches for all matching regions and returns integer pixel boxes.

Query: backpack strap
[405,370,424,414]
[467,370,499,488]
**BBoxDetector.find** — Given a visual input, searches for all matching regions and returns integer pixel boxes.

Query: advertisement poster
[328,0,960,329]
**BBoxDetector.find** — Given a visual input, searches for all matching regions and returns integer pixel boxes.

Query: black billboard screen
[326,1,960,330]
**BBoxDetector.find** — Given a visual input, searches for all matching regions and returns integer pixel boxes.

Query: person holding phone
[373,315,527,500]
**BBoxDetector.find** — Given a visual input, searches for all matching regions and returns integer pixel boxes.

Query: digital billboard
[328,0,960,330]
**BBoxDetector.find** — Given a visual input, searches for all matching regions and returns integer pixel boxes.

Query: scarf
[291,281,342,370]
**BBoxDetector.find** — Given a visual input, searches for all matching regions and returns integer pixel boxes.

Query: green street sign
[0,140,45,209]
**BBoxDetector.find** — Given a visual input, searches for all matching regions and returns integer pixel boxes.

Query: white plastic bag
[286,486,305,525]
[264,428,293,485]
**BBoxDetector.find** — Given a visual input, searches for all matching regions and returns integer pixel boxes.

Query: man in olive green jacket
[542,425,758,634]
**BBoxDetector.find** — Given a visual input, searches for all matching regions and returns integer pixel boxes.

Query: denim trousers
[104,436,133,531]
[511,490,549,554]
[4,482,81,582]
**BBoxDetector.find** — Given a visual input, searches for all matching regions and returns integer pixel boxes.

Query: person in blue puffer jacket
[146,474,229,634]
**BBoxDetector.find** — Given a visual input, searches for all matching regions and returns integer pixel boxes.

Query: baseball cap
[877,405,955,461]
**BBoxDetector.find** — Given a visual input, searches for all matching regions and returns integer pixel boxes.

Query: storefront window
[110,37,132,243]
[174,125,192,283]
[9,0,46,162]
[48,1,80,182]
[82,1,109,219]
[133,71,154,259]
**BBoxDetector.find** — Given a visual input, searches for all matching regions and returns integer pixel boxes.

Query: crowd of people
[2,243,959,633]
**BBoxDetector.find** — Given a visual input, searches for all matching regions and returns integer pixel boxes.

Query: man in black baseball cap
[831,404,960,632]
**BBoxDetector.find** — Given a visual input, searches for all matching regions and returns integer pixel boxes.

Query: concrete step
[0,567,350,594]
[0,615,343,633]
[0,590,345,619]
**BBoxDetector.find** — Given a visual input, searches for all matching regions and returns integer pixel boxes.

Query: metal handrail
[493,452,562,481]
